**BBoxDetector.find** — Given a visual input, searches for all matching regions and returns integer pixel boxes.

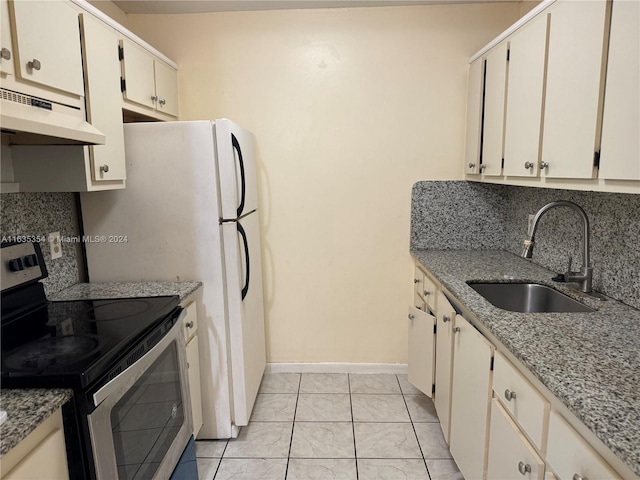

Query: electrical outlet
[48,231,62,260]
[527,214,535,236]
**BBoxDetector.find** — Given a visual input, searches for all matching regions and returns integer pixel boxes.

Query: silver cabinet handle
[479,164,487,172]
[468,162,476,169]
[27,58,41,70]
[185,321,194,328]
[159,98,166,106]
[539,161,549,170]
[442,315,451,323]
[518,462,531,475]
[573,474,589,480]
[423,290,430,296]
[414,278,420,284]
[524,161,534,169]
[408,314,415,320]
[151,95,158,102]
[504,389,517,401]
[1,48,10,60]
[100,165,109,174]
[453,327,461,333]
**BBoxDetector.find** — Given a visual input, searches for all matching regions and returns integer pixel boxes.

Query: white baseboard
[265,362,408,375]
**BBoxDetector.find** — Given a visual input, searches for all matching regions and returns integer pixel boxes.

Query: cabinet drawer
[546,410,620,480]
[493,351,549,451]
[413,265,425,297]
[182,301,198,343]
[487,399,545,480]
[413,290,426,312]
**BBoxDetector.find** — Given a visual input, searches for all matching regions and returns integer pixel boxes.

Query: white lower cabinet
[0,409,69,480]
[434,290,455,444]
[407,305,435,397]
[487,399,545,480]
[449,314,495,480]
[546,410,621,480]
[182,300,203,437]
[492,352,549,451]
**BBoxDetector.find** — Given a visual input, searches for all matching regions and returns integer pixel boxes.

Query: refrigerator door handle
[237,221,250,300]
[232,133,246,218]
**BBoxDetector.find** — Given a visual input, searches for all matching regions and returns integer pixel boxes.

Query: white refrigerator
[80,120,266,439]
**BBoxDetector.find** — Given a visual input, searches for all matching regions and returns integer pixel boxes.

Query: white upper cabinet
[80,13,126,184]
[481,41,508,177]
[9,0,84,97]
[540,0,610,179]
[464,59,484,175]
[120,37,179,119]
[0,0,14,76]
[503,13,549,178]
[598,0,640,181]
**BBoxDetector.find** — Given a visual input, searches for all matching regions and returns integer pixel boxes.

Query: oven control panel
[1,242,47,292]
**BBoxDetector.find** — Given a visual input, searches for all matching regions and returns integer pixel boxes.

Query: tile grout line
[397,375,433,480]
[211,439,229,480]
[348,373,359,480]
[284,373,302,479]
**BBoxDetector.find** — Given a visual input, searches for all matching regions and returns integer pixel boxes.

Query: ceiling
[111,0,512,15]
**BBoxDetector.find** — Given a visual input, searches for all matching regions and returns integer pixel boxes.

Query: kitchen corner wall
[410,181,640,310]
[0,193,82,296]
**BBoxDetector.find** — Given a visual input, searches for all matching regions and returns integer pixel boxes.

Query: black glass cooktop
[1,296,180,389]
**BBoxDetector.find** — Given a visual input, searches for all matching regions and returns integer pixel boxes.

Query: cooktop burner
[3,334,103,373]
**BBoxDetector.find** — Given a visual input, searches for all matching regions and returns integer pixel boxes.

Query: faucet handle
[567,255,573,273]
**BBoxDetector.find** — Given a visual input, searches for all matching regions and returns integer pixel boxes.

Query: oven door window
[110,342,185,479]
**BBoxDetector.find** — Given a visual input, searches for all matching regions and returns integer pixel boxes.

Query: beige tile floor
[195,373,464,480]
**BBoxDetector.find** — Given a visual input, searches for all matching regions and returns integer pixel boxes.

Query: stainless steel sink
[467,282,595,313]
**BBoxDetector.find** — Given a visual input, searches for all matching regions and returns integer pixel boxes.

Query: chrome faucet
[521,200,593,293]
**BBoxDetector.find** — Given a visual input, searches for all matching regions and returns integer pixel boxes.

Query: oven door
[87,310,193,480]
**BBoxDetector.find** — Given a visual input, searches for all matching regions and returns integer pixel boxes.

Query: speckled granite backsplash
[0,193,82,295]
[410,181,508,249]
[411,181,640,310]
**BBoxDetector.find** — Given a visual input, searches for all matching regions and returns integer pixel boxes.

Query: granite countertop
[48,281,202,303]
[411,249,640,477]
[0,389,73,456]
[1,281,202,457]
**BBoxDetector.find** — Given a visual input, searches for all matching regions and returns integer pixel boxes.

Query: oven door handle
[92,308,187,408]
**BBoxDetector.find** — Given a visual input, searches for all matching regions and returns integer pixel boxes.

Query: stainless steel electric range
[1,241,194,480]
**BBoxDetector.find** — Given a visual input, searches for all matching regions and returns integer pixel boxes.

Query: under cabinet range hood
[0,88,106,146]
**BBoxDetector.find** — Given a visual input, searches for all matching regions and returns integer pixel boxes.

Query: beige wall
[125,4,520,364]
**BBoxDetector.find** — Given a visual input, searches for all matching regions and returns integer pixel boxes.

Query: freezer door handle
[232,133,246,218]
[237,221,250,300]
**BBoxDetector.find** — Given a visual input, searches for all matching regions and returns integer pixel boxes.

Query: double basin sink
[467,281,595,313]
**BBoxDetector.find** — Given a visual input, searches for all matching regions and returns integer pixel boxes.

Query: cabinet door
[598,0,640,181]
[465,58,484,175]
[120,37,156,109]
[154,60,178,117]
[487,399,545,480]
[186,334,203,437]
[3,428,69,480]
[540,0,610,179]
[407,305,435,397]
[546,410,620,480]
[434,291,455,444]
[449,314,494,480]
[481,42,508,177]
[503,14,549,178]
[0,0,14,76]
[80,14,126,182]
[10,0,84,96]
